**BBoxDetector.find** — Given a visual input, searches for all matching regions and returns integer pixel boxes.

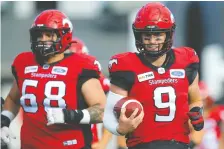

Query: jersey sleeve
[99,73,110,93]
[184,47,200,85]
[108,54,135,91]
[79,55,101,85]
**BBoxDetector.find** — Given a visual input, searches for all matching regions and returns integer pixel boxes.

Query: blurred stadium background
[1,1,224,149]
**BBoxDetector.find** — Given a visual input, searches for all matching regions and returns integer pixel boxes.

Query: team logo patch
[108,59,118,69]
[158,67,165,74]
[170,69,185,78]
[138,71,154,82]
[94,60,102,71]
[25,66,38,74]
[63,139,77,146]
[51,66,68,75]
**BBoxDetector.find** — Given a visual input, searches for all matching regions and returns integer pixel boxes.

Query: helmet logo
[63,18,73,32]
[146,25,156,29]
[94,60,102,71]
[170,13,175,23]
[37,24,44,27]
[82,46,89,54]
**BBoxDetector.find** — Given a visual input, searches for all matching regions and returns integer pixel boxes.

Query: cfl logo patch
[94,60,102,71]
[63,139,77,146]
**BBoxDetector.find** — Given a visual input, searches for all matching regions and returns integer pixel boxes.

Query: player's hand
[91,141,107,149]
[1,126,16,147]
[117,108,144,135]
[187,107,204,131]
[46,108,65,125]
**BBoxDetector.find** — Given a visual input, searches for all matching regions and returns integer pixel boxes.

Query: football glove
[1,126,16,148]
[187,107,204,131]
[46,108,65,125]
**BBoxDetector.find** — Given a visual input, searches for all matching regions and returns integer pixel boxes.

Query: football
[113,97,143,119]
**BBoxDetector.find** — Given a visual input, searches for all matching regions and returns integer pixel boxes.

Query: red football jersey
[12,52,101,149]
[208,105,224,138]
[91,124,99,143]
[109,47,199,147]
[99,73,110,93]
[197,105,224,149]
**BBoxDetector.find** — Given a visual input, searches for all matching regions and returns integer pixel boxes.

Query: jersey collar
[136,49,175,72]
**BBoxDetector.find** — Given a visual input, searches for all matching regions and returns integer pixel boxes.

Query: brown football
[113,97,143,119]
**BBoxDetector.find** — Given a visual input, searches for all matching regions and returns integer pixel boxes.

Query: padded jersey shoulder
[68,53,101,72]
[173,47,199,65]
[109,52,137,72]
[12,51,34,67]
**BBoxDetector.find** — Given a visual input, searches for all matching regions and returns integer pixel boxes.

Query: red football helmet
[69,37,89,54]
[30,9,73,61]
[133,2,176,58]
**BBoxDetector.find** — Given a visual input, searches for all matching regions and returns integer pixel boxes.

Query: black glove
[187,107,204,131]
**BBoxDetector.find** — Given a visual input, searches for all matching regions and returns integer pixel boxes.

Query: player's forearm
[188,73,203,109]
[1,80,20,128]
[3,95,20,116]
[62,103,104,124]
[1,96,20,128]
[188,87,203,109]
[3,80,21,115]
[189,100,203,109]
[86,104,104,123]
[219,123,224,149]
[219,137,224,149]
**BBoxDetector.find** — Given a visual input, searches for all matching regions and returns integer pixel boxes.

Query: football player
[190,81,224,149]
[1,9,106,149]
[68,37,89,54]
[69,37,112,149]
[103,2,204,149]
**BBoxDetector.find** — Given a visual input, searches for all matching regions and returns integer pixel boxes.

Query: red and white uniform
[109,47,199,147]
[12,52,101,149]
[196,106,224,149]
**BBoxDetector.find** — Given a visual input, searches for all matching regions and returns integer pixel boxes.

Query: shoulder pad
[174,47,199,64]
[12,52,33,67]
[76,54,101,73]
[184,47,199,63]
[108,52,134,72]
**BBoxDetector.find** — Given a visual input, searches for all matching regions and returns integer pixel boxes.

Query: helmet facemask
[30,27,70,64]
[133,25,175,58]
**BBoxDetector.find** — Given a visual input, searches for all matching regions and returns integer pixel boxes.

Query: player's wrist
[1,115,10,128]
[63,109,90,124]
[1,110,15,128]
[190,106,203,113]
[116,125,126,136]
[189,140,197,148]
